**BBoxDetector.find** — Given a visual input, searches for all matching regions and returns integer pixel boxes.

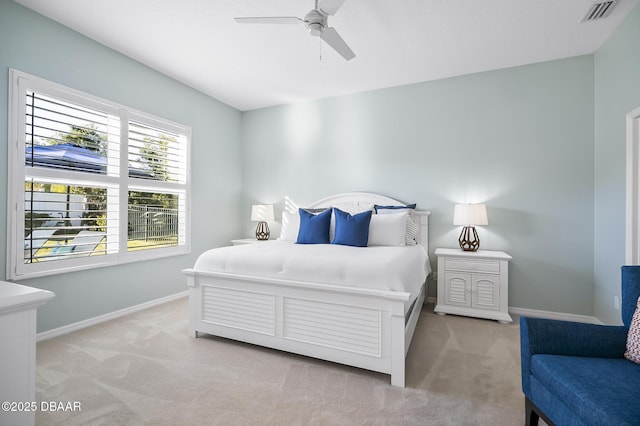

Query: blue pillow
[332,208,373,247]
[296,208,332,244]
[374,203,416,213]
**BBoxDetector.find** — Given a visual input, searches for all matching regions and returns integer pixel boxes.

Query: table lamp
[453,203,488,252]
[251,204,275,240]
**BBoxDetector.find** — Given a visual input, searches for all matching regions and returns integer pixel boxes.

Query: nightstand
[230,238,270,246]
[434,248,512,323]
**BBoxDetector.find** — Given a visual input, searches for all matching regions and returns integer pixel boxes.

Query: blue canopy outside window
[25,143,152,178]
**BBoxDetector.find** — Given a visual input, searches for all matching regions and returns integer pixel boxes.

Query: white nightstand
[230,238,270,246]
[434,248,512,323]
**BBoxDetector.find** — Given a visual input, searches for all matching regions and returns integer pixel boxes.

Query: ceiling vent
[581,1,617,22]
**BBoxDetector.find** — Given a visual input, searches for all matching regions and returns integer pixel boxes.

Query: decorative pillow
[374,204,416,213]
[368,211,408,246]
[624,296,640,364]
[296,208,332,244]
[279,210,300,242]
[331,208,372,247]
[330,203,373,241]
[282,208,330,241]
[405,216,419,246]
[374,204,418,246]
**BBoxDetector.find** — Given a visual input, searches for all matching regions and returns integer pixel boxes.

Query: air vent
[581,1,617,22]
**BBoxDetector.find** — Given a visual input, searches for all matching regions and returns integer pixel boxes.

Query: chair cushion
[531,354,640,425]
[625,296,640,364]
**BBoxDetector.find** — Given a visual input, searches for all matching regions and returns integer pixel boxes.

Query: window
[7,69,191,280]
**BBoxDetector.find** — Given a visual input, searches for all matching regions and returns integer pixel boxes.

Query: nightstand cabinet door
[443,272,472,307]
[472,275,500,311]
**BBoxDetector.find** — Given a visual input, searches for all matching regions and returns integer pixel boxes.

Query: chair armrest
[521,317,628,357]
[520,316,628,396]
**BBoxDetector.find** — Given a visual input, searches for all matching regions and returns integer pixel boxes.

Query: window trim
[7,69,191,280]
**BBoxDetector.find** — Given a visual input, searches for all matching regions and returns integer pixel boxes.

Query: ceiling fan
[235,0,355,61]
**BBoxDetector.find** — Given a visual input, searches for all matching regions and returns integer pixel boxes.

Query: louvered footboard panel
[283,297,382,357]
[202,286,276,336]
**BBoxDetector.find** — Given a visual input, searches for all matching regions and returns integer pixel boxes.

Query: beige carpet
[36,298,526,425]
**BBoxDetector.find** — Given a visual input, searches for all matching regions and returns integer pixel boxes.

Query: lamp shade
[251,204,275,222]
[453,203,488,226]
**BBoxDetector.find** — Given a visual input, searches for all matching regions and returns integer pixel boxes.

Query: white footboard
[183,269,425,387]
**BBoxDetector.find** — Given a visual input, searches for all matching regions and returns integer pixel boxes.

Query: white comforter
[193,240,431,302]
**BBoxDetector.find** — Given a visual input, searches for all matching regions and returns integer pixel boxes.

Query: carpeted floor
[36,298,527,425]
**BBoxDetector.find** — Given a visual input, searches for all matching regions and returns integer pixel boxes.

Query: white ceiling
[14,0,640,111]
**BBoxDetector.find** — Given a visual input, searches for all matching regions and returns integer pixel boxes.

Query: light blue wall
[594,5,640,324]
[0,1,243,332]
[4,0,636,328]
[242,57,596,314]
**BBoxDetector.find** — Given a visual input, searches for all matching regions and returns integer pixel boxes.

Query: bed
[183,192,431,387]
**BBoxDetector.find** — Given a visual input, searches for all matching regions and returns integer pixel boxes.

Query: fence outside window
[128,205,178,245]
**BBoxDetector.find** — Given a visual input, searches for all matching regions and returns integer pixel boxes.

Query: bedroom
[1,0,639,424]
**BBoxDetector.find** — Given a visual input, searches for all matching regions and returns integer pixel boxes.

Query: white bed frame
[183,192,430,387]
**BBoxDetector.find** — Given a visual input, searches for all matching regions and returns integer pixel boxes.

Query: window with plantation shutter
[7,69,191,280]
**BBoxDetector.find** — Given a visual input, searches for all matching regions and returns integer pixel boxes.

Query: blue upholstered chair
[520,266,640,426]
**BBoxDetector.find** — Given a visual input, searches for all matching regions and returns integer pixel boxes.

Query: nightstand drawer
[444,258,500,274]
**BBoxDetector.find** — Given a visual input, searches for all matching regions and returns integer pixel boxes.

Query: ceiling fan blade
[318,0,347,16]
[320,27,355,60]
[234,17,302,24]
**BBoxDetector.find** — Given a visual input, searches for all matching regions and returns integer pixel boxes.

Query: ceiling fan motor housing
[304,9,326,36]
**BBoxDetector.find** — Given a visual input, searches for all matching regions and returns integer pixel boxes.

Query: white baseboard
[37,290,188,342]
[508,306,603,324]
[37,292,601,342]
[425,296,602,324]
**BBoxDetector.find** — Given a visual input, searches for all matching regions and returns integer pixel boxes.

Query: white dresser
[0,281,55,426]
[434,248,512,323]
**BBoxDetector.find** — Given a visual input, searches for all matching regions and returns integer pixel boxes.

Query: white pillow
[368,211,408,246]
[376,208,418,246]
[279,210,300,242]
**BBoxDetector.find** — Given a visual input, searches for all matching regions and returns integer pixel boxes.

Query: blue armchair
[520,266,640,426]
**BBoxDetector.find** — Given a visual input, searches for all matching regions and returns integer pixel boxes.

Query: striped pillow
[625,296,640,364]
[405,215,418,246]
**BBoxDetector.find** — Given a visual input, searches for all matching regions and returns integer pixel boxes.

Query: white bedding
[193,240,430,303]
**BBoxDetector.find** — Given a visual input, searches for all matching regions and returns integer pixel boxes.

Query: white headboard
[304,192,431,253]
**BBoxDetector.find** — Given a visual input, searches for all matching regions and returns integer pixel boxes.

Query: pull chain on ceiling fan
[234,0,355,61]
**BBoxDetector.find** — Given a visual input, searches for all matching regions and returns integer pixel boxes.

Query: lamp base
[255,221,270,240]
[458,226,480,252]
